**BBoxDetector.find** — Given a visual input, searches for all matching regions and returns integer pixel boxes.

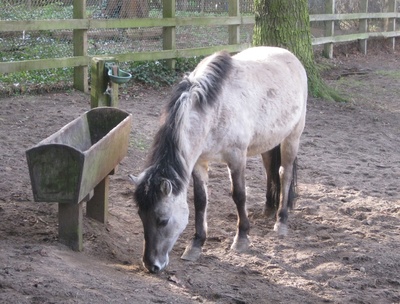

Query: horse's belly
[199,128,285,162]
[246,130,287,156]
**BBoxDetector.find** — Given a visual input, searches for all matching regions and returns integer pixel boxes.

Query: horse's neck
[179,110,213,174]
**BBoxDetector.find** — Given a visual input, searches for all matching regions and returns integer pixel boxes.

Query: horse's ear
[128,171,146,185]
[128,174,139,184]
[160,179,173,197]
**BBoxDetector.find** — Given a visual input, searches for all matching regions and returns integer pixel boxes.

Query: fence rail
[0,0,398,92]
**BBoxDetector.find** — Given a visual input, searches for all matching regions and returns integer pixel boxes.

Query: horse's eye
[157,218,169,227]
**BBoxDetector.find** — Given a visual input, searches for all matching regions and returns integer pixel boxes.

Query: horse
[129,46,308,273]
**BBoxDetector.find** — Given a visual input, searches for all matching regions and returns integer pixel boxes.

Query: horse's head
[129,171,189,273]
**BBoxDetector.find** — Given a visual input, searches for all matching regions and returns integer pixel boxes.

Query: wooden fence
[311,0,399,58]
[0,0,399,93]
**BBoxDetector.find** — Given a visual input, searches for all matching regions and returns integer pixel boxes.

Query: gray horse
[130,46,308,273]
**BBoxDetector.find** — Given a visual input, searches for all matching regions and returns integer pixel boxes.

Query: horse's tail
[269,145,297,210]
[288,157,298,209]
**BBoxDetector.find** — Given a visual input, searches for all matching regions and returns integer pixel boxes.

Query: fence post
[73,0,88,93]
[323,0,335,59]
[163,0,176,69]
[228,0,240,45]
[388,0,397,50]
[359,0,368,55]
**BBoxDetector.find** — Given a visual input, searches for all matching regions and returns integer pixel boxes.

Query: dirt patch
[1,48,400,303]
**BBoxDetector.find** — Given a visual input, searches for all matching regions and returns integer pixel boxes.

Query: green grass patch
[375,70,400,79]
[130,137,149,151]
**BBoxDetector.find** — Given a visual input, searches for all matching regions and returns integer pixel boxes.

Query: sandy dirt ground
[1,46,400,303]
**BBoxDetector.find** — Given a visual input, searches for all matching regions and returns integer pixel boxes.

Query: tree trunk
[105,0,149,18]
[253,0,344,101]
[105,0,120,17]
[120,0,137,18]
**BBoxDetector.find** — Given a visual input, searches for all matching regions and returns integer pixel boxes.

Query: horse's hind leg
[274,136,300,236]
[181,161,209,261]
[261,145,281,218]
[228,157,251,252]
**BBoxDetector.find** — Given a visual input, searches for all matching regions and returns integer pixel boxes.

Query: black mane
[135,51,233,210]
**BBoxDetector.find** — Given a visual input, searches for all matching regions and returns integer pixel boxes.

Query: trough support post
[58,202,83,251]
[90,57,119,108]
[359,0,368,55]
[86,175,110,224]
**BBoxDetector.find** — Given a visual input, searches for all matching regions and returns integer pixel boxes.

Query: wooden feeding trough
[26,107,132,251]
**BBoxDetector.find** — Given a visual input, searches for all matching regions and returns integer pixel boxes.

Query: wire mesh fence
[0,0,399,95]
[310,0,400,37]
[0,0,255,94]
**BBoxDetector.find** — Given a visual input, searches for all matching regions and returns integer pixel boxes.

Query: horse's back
[232,46,307,98]
[205,47,308,158]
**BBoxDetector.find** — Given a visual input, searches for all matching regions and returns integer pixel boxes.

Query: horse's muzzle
[143,255,169,274]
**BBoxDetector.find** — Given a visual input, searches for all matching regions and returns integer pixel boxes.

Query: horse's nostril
[150,264,160,273]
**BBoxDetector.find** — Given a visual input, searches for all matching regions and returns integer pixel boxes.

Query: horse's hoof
[263,207,276,218]
[231,236,250,252]
[181,245,202,261]
[273,222,288,236]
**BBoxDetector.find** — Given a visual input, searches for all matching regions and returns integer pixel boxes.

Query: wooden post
[163,0,176,69]
[58,203,83,251]
[388,0,397,50]
[88,57,120,226]
[73,0,88,93]
[86,176,109,224]
[359,0,369,55]
[90,57,119,108]
[228,0,240,45]
[323,0,335,59]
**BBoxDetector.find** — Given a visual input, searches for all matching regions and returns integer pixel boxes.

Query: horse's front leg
[228,159,251,252]
[181,162,209,261]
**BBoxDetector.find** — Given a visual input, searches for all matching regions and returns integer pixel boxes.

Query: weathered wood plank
[0,56,90,74]
[0,43,264,74]
[313,33,369,45]
[310,12,400,22]
[115,44,251,62]
[0,19,88,31]
[0,12,398,32]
